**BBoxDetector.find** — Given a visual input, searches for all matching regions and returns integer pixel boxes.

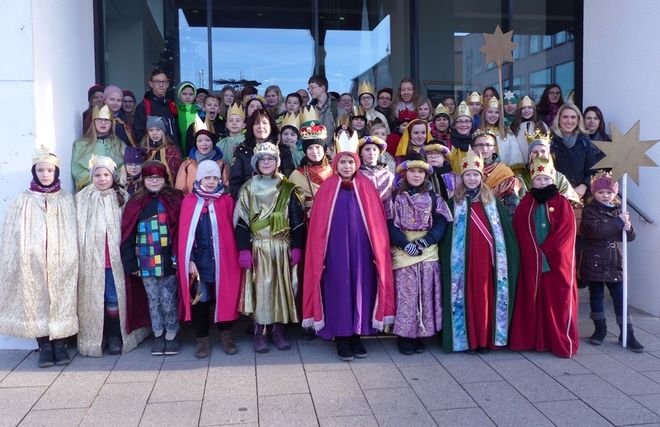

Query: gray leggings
[142,275,179,340]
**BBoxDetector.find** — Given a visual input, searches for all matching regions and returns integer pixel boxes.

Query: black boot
[397,337,415,355]
[336,336,353,361]
[589,312,607,345]
[105,316,123,355]
[52,338,71,366]
[619,321,645,353]
[36,337,54,368]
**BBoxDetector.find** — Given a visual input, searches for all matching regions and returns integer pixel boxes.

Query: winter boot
[589,312,607,345]
[350,335,367,358]
[397,337,415,355]
[105,316,123,355]
[618,319,645,353]
[36,337,54,368]
[195,336,210,359]
[336,336,353,361]
[52,338,71,366]
[254,324,269,353]
[219,330,238,355]
[271,323,291,351]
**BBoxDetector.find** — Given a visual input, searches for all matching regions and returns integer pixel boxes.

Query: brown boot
[195,336,210,358]
[219,331,238,355]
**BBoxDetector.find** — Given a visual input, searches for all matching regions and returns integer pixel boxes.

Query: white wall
[584,0,660,316]
[0,0,95,349]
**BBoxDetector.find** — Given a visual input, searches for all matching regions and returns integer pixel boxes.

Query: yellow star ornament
[591,121,659,185]
[479,25,517,68]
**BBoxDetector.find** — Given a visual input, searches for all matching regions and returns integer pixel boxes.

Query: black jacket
[579,200,635,283]
[229,141,295,199]
[550,134,597,189]
[134,90,180,146]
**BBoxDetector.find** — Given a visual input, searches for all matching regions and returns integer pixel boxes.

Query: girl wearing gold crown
[279,112,304,167]
[448,101,474,173]
[76,156,149,357]
[185,95,226,152]
[386,153,452,354]
[510,154,579,358]
[234,142,305,353]
[0,148,78,368]
[302,133,395,361]
[217,103,246,167]
[430,104,452,147]
[510,96,549,162]
[440,147,519,354]
[139,115,183,185]
[479,97,528,176]
[72,105,127,191]
[175,116,229,195]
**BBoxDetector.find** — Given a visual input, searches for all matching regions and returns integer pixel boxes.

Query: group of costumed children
[0,97,640,368]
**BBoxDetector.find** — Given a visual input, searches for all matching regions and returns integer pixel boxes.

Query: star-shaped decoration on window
[479,25,517,68]
[591,121,658,185]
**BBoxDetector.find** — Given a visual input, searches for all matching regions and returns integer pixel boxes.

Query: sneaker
[219,331,238,355]
[107,336,123,355]
[336,337,353,361]
[397,337,415,355]
[413,338,426,354]
[350,335,367,358]
[151,336,165,356]
[195,336,210,358]
[164,338,179,355]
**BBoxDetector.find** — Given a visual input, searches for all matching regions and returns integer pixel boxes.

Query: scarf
[530,184,559,203]
[562,134,578,149]
[192,180,224,203]
[465,187,480,202]
[191,146,223,163]
[30,179,62,193]
[450,128,472,152]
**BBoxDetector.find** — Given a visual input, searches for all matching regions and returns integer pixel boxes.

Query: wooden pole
[497,64,504,136]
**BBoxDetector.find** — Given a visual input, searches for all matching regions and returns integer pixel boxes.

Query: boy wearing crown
[302,131,395,361]
[216,103,245,167]
[279,112,304,167]
[0,147,79,367]
[357,81,390,132]
[509,154,579,358]
[440,147,519,354]
[234,142,306,353]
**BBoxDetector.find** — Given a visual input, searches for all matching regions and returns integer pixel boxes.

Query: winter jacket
[579,200,636,283]
[550,134,597,189]
[133,90,179,147]
[229,141,295,199]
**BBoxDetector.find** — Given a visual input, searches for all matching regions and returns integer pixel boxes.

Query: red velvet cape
[302,171,395,330]
[509,191,579,358]
[177,193,241,322]
[121,190,183,332]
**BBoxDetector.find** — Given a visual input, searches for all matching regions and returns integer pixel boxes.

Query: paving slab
[351,360,408,390]
[400,365,476,411]
[34,370,108,410]
[439,352,502,384]
[0,350,29,382]
[487,358,576,402]
[149,361,208,403]
[522,351,591,377]
[381,338,441,368]
[140,400,202,426]
[18,408,87,427]
[535,400,612,426]
[201,366,258,425]
[256,355,309,396]
[105,347,163,383]
[258,393,318,427]
[0,351,64,388]
[463,380,553,426]
[318,415,379,427]
[298,339,352,372]
[556,373,660,425]
[80,381,152,426]
[430,407,496,427]
[574,352,660,395]
[307,369,371,417]
[364,386,437,427]
[0,386,46,427]
[632,393,660,417]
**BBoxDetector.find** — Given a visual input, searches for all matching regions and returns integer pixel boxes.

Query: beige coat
[76,185,148,356]
[0,190,79,339]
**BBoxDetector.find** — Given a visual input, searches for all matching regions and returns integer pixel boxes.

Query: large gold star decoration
[479,25,517,68]
[591,121,659,185]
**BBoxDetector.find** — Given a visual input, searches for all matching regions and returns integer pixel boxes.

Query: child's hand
[189,261,198,278]
[619,212,631,230]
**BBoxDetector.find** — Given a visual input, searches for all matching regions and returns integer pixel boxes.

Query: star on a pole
[479,25,517,68]
[591,121,659,185]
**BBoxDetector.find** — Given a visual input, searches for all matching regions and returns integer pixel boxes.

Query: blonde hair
[453,176,493,205]
[552,103,588,137]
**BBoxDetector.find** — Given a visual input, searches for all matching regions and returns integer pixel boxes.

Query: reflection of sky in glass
[178,9,390,96]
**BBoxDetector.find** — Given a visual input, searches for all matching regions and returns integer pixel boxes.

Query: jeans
[143,275,179,340]
[588,281,623,317]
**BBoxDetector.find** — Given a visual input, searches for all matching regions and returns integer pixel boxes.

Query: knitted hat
[88,84,104,101]
[526,129,552,158]
[123,146,146,164]
[251,142,281,172]
[89,155,117,178]
[503,90,519,105]
[196,88,209,96]
[147,115,166,132]
[196,159,221,181]
[591,170,618,194]
[122,89,136,101]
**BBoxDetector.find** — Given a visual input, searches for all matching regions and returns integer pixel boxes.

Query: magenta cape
[177,193,241,322]
[302,173,395,331]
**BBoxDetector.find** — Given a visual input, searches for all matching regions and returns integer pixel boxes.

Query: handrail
[628,199,654,224]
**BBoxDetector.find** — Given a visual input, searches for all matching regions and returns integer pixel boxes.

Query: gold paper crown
[467,91,482,104]
[32,145,59,167]
[456,101,472,118]
[526,128,552,144]
[591,169,613,184]
[335,114,350,129]
[335,129,360,154]
[519,95,535,108]
[227,102,245,120]
[280,112,301,131]
[471,128,498,142]
[350,105,367,119]
[529,154,556,180]
[253,141,280,158]
[486,97,499,109]
[461,146,483,175]
[92,105,112,120]
[358,81,375,98]
[300,105,319,124]
[434,103,450,117]
[242,94,265,106]
[193,115,214,135]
